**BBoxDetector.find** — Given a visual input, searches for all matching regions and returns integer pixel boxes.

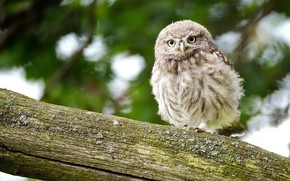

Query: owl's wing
[210,48,234,69]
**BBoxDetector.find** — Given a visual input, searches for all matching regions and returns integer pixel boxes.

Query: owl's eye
[167,39,176,47]
[187,36,196,44]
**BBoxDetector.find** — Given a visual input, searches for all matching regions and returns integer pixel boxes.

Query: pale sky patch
[0,67,44,100]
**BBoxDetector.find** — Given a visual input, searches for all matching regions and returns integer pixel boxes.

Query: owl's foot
[183,125,204,132]
[183,125,217,134]
[194,127,207,133]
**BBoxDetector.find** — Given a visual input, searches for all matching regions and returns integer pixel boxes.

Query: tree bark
[0,88,289,181]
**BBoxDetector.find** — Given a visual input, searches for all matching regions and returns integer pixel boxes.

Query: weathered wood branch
[0,88,289,180]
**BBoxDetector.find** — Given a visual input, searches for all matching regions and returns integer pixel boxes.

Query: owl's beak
[179,41,186,53]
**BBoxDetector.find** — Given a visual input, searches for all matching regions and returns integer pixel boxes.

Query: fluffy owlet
[150,20,245,136]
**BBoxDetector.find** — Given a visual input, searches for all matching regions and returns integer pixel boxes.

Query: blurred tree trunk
[0,89,289,181]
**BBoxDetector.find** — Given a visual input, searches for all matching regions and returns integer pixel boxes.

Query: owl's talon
[183,125,217,134]
[183,125,204,132]
[194,127,206,133]
[183,125,194,130]
[183,124,188,129]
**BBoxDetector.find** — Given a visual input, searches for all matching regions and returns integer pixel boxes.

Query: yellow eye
[167,39,176,47]
[187,36,196,44]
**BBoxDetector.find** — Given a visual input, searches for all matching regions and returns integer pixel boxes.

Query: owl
[150,20,245,136]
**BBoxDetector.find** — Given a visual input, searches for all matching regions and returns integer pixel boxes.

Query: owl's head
[155,20,215,59]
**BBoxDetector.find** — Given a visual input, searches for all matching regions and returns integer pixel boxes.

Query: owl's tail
[216,121,246,137]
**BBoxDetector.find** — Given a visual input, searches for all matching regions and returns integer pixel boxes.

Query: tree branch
[0,88,289,180]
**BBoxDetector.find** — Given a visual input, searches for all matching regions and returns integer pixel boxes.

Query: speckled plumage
[150,20,245,136]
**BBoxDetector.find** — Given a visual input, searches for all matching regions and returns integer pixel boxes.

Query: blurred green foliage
[1,0,290,126]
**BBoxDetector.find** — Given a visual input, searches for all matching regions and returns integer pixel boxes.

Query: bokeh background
[1,0,290,180]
